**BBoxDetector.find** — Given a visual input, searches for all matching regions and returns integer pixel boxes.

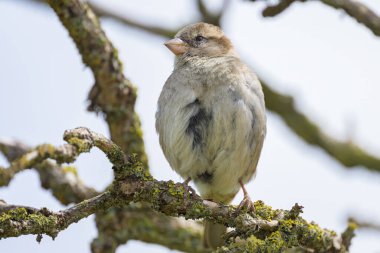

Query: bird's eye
[195,35,206,42]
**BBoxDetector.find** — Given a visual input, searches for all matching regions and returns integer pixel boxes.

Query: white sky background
[1,0,380,252]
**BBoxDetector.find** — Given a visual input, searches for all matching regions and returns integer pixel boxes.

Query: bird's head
[165,22,236,59]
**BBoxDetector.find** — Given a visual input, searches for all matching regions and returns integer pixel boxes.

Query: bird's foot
[236,194,255,214]
[180,178,197,201]
[235,179,255,215]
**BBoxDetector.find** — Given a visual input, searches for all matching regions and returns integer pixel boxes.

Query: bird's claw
[235,179,255,215]
[183,184,197,200]
[180,178,197,201]
[235,194,255,215]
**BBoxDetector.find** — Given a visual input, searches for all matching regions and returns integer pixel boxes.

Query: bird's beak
[164,38,188,56]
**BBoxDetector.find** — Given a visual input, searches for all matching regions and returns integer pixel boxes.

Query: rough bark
[0,128,353,253]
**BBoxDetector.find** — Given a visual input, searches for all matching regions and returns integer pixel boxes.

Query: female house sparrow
[155,23,266,248]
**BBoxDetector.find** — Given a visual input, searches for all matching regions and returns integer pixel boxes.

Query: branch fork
[0,128,354,252]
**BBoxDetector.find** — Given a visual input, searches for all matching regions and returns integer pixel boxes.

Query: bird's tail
[202,192,235,249]
[203,221,227,249]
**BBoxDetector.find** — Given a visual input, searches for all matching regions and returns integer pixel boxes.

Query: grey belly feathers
[155,56,266,203]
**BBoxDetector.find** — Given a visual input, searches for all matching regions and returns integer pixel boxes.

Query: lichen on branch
[0,138,98,204]
[47,0,147,168]
[0,128,354,252]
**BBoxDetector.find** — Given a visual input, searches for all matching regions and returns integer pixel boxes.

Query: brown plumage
[156,22,266,249]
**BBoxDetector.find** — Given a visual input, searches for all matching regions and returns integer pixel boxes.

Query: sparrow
[155,22,266,249]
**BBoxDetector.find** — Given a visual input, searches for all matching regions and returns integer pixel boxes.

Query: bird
[155,22,266,249]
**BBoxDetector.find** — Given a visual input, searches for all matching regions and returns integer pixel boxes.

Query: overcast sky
[1,0,380,252]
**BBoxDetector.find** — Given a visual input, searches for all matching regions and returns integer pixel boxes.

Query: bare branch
[92,205,209,253]
[0,144,79,187]
[0,192,113,239]
[259,0,303,17]
[262,82,380,173]
[196,0,231,26]
[197,0,210,21]
[348,216,380,232]
[26,0,177,38]
[0,200,39,214]
[0,138,98,204]
[0,139,29,161]
[0,127,123,186]
[0,128,353,252]
[0,127,121,239]
[341,220,357,251]
[88,2,176,38]
[258,0,380,37]
[47,0,148,168]
[321,0,380,36]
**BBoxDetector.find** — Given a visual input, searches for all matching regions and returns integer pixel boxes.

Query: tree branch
[341,220,357,251]
[321,0,380,37]
[43,2,155,251]
[0,128,353,252]
[258,0,380,37]
[0,128,124,186]
[262,81,380,173]
[5,1,374,251]
[43,1,211,252]
[196,0,231,26]
[348,216,380,233]
[0,138,99,205]
[260,0,301,17]
[0,129,206,252]
[251,0,307,17]
[0,192,113,239]
[0,144,80,186]
[88,2,176,38]
[47,0,148,168]
[92,205,209,253]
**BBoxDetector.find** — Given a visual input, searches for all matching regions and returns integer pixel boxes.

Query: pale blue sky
[1,0,380,252]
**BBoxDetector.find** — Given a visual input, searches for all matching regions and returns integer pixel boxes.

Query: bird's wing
[228,59,266,182]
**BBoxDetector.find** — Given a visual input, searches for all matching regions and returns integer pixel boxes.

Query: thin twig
[348,216,380,232]
[89,2,176,38]
[262,81,380,173]
[259,0,380,37]
[0,138,98,204]
[196,0,231,26]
